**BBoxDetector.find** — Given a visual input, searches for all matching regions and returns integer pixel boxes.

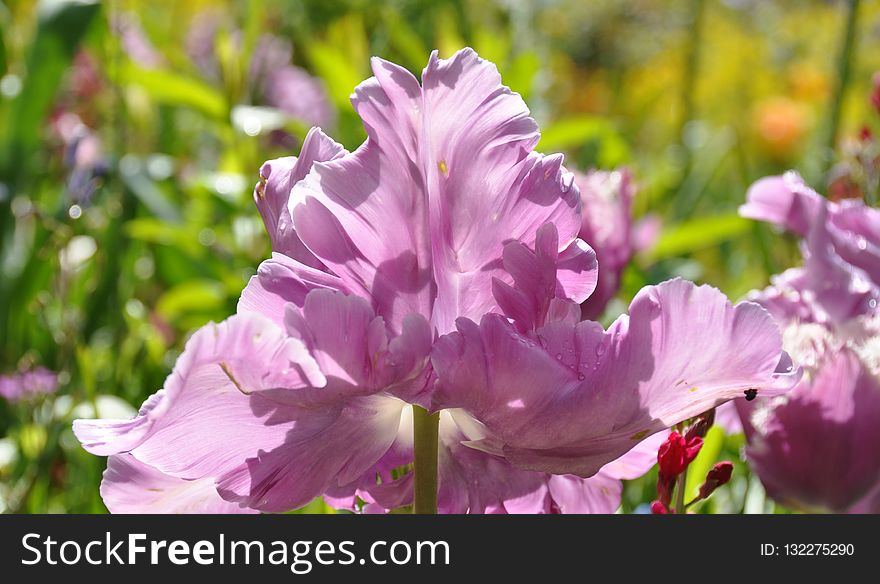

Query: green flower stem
[412,405,440,514]
[675,471,688,514]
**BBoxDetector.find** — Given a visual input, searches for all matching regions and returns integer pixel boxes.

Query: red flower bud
[698,461,734,500]
[685,409,716,441]
[657,472,676,507]
[650,500,669,515]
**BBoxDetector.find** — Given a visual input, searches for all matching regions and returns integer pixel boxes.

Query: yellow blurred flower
[787,62,830,102]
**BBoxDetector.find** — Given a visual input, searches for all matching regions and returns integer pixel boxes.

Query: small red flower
[657,431,703,478]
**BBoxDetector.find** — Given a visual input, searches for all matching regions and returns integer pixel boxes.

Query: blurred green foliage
[1,0,879,513]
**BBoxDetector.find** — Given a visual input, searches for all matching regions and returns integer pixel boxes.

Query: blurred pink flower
[53,113,107,205]
[111,12,164,69]
[0,367,59,402]
[576,169,635,319]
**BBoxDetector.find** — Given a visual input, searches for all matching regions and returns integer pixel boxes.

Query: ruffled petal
[217,395,407,512]
[281,289,432,404]
[289,48,582,335]
[738,348,880,512]
[432,278,798,477]
[237,252,349,326]
[419,49,581,334]
[492,223,597,333]
[75,305,428,513]
[739,172,822,236]
[74,313,324,465]
[547,433,669,513]
[254,127,345,265]
[741,171,880,322]
[100,454,255,514]
[547,473,621,514]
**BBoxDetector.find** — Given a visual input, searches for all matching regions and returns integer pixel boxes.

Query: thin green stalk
[679,0,706,145]
[671,0,706,219]
[412,405,440,514]
[674,470,688,514]
[824,0,861,173]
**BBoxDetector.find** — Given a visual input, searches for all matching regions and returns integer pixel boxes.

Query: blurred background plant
[1,0,878,513]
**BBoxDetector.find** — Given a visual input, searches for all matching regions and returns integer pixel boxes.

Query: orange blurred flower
[753,97,809,160]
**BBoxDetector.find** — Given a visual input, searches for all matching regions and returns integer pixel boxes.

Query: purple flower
[54,113,107,205]
[736,319,880,512]
[75,49,795,513]
[262,66,335,130]
[249,34,335,129]
[0,367,59,402]
[575,169,660,319]
[185,10,224,81]
[576,169,654,319]
[734,171,880,512]
[111,12,164,69]
[741,171,880,323]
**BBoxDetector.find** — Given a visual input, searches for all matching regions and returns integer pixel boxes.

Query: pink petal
[282,289,432,403]
[101,454,256,514]
[254,127,345,265]
[74,313,324,466]
[76,293,433,513]
[492,223,597,332]
[217,395,407,512]
[432,278,798,477]
[739,171,821,236]
[289,48,582,335]
[739,348,880,512]
[237,252,349,326]
[547,473,622,514]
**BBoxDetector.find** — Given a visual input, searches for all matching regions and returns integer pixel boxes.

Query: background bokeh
[1,0,878,513]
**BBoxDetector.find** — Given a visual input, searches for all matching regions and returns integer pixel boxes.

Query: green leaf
[155,280,227,322]
[120,63,228,119]
[120,164,183,223]
[0,0,100,186]
[538,116,630,167]
[686,425,724,503]
[647,214,750,261]
[124,218,201,256]
[306,40,365,109]
[383,9,429,72]
[504,52,540,101]
[0,11,7,77]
